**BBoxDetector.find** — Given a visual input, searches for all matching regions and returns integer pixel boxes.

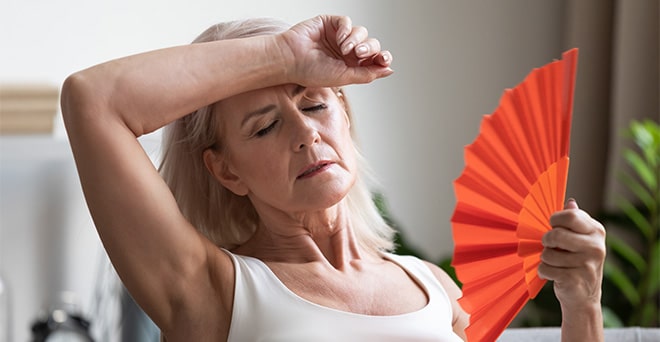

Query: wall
[1,0,567,340]
[0,137,102,341]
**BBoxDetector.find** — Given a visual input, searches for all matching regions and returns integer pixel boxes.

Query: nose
[290,112,320,151]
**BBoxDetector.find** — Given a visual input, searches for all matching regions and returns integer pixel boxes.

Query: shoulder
[421,261,458,292]
[419,260,462,306]
[421,260,469,340]
[419,260,463,307]
[386,254,460,301]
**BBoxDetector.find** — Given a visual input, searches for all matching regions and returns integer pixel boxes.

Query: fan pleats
[451,49,578,341]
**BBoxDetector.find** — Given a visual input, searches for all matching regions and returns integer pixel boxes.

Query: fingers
[537,238,605,301]
[355,38,380,58]
[289,15,394,86]
[340,25,368,55]
[538,199,606,299]
[330,16,380,58]
[540,234,605,266]
[332,16,352,45]
[564,197,579,210]
[373,50,393,67]
[542,200,606,256]
[542,227,603,252]
[337,24,392,67]
[540,245,585,268]
[550,200,604,235]
[536,256,603,303]
[353,39,393,68]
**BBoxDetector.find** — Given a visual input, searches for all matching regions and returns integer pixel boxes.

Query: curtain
[563,0,659,214]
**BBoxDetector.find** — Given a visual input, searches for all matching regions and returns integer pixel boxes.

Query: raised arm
[61,34,288,332]
[539,199,606,342]
[61,15,392,334]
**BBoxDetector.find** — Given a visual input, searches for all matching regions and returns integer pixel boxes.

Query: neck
[233,201,371,269]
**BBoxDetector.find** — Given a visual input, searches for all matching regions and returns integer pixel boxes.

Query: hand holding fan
[450,49,578,341]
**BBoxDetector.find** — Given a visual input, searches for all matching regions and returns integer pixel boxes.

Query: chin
[299,178,355,211]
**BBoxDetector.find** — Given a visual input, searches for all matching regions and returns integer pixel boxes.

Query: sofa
[498,327,660,342]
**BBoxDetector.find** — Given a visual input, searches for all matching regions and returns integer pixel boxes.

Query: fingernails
[341,42,354,55]
[355,44,368,56]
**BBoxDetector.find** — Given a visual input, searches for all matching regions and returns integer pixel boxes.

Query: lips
[297,161,333,179]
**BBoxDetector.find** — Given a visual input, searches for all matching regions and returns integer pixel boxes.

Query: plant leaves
[641,120,660,165]
[630,120,660,167]
[639,301,659,326]
[607,233,646,273]
[617,197,653,239]
[619,172,655,212]
[602,306,625,328]
[648,241,660,295]
[623,148,657,190]
[604,261,640,306]
[630,121,654,146]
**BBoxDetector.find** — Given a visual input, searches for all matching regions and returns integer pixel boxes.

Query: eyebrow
[240,85,307,128]
[291,84,306,97]
[241,104,277,128]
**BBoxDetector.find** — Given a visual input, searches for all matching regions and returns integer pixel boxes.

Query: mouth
[297,161,333,179]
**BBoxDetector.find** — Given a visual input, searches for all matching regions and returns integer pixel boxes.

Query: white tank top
[224,250,464,341]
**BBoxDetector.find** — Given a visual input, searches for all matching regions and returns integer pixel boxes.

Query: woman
[61,15,606,341]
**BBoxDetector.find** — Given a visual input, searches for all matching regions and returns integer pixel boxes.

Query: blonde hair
[159,18,395,252]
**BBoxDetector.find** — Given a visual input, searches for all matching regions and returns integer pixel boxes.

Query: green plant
[602,119,660,327]
[374,117,660,328]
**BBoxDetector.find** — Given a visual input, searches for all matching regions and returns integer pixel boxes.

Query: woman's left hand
[280,15,393,87]
[538,199,606,309]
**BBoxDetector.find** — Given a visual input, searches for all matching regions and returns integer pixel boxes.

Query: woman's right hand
[278,15,394,87]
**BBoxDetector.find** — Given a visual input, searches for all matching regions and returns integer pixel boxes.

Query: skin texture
[541,199,606,342]
[60,15,605,342]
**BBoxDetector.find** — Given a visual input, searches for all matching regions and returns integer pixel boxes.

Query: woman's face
[209,85,357,214]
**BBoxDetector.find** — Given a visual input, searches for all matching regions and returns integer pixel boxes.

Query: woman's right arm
[61,35,292,332]
[61,15,392,333]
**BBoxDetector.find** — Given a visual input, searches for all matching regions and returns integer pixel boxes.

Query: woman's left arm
[539,199,606,342]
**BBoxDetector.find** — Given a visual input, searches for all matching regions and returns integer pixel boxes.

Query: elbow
[61,71,145,137]
[60,71,95,126]
[60,71,122,135]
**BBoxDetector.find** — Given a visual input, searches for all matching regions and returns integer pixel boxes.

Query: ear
[203,148,249,196]
[335,88,351,128]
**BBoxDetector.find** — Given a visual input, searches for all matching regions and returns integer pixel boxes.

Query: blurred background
[1,0,658,341]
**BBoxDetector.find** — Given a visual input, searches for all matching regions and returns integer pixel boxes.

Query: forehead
[213,85,335,119]
[215,85,286,110]
[214,84,304,115]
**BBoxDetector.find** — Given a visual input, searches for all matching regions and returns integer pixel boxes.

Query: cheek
[332,125,359,178]
[230,144,287,185]
[336,116,357,157]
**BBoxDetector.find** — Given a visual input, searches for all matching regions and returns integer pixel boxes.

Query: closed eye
[255,120,278,137]
[302,104,327,112]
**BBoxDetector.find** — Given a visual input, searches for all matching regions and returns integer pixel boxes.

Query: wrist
[205,34,291,95]
[560,301,603,342]
[268,33,296,85]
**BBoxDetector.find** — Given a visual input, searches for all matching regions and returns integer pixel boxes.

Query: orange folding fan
[450,49,578,341]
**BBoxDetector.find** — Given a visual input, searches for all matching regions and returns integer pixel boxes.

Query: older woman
[61,15,605,341]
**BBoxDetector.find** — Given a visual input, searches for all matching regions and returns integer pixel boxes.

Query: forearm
[560,302,604,342]
[62,34,289,136]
